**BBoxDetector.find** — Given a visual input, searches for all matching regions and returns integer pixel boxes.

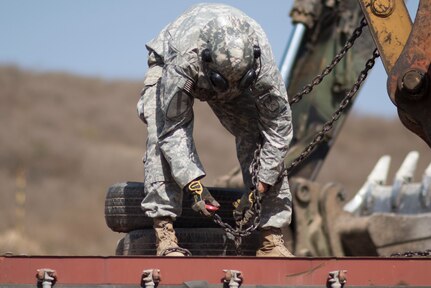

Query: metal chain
[209,16,429,258]
[211,143,263,255]
[391,250,431,257]
[215,47,380,250]
[289,17,368,106]
[207,17,377,255]
[161,247,192,256]
[283,48,380,177]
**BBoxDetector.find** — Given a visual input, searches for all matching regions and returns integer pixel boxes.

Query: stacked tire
[105,182,259,256]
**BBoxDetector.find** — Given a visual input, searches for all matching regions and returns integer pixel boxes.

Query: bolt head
[401,70,426,100]
[371,0,394,17]
[296,184,311,204]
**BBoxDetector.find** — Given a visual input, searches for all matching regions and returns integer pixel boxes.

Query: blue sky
[0,1,419,117]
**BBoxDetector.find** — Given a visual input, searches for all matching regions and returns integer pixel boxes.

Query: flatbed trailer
[1,255,431,287]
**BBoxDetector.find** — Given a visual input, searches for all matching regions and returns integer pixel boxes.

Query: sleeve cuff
[257,168,281,186]
[174,167,206,190]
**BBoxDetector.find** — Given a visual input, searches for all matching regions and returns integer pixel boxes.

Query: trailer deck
[1,255,431,287]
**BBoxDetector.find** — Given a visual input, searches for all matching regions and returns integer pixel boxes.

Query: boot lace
[160,224,178,246]
[159,224,192,256]
[273,233,285,246]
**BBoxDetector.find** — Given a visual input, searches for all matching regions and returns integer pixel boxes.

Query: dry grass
[0,66,429,255]
[0,66,235,255]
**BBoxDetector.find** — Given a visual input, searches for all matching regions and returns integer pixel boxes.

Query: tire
[115,237,125,256]
[105,182,246,232]
[105,182,151,232]
[118,228,259,256]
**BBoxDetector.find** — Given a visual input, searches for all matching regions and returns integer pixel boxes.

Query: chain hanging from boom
[209,17,381,255]
[289,17,369,106]
[283,48,380,176]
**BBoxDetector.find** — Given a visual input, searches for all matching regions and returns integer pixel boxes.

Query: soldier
[137,3,293,257]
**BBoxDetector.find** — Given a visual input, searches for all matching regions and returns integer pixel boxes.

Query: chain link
[211,143,263,255]
[391,250,431,257]
[290,17,368,106]
[207,17,379,255]
[283,48,380,177]
[161,247,192,256]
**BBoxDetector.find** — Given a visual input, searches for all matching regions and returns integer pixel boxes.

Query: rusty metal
[387,0,431,146]
[401,70,426,98]
[361,0,431,146]
[141,269,161,288]
[3,256,431,286]
[36,268,57,288]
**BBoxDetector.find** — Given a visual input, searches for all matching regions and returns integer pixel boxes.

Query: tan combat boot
[153,217,187,256]
[256,227,294,257]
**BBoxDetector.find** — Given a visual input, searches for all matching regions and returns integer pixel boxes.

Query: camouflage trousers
[137,62,292,229]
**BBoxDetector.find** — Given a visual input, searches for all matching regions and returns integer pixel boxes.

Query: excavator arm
[358,0,431,146]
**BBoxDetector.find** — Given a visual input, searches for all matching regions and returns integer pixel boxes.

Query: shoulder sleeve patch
[257,93,287,115]
[166,90,193,120]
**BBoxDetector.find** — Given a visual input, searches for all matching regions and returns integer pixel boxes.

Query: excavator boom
[359,0,431,146]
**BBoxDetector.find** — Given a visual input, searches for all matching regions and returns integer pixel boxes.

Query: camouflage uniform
[138,3,293,229]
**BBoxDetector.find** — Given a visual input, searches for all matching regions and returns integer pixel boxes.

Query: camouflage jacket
[146,3,293,188]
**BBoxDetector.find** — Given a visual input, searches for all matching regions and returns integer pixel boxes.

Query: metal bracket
[141,269,161,288]
[327,270,347,288]
[222,269,243,288]
[36,268,57,288]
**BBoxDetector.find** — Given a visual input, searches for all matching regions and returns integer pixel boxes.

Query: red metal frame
[1,256,431,286]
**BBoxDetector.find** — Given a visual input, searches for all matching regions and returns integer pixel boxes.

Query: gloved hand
[257,181,270,193]
[232,191,255,221]
[186,180,220,216]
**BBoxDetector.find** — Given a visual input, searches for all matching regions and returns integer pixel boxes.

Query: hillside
[0,66,429,255]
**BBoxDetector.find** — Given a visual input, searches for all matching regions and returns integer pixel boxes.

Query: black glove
[233,191,255,221]
[186,180,220,217]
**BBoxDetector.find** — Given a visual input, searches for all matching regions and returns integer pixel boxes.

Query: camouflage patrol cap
[199,15,259,92]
